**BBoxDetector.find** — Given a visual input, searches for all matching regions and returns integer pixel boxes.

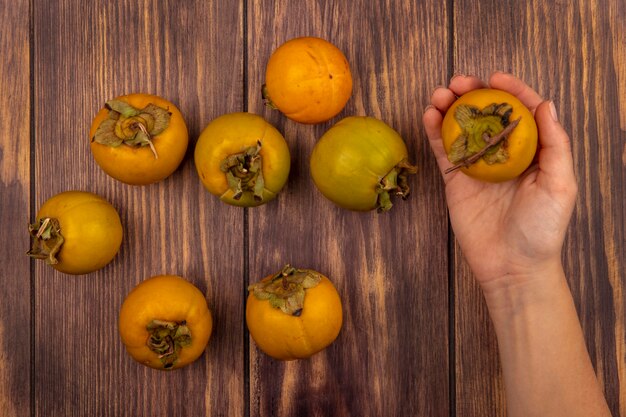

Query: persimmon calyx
[91,99,172,159]
[248,265,322,316]
[446,103,521,173]
[221,141,266,202]
[376,159,418,212]
[27,217,64,265]
[146,319,192,369]
[261,84,278,110]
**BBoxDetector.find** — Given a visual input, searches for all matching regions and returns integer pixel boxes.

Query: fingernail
[549,101,559,122]
[424,104,436,113]
[450,73,465,82]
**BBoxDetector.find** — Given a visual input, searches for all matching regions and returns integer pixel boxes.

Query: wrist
[479,259,611,417]
[480,259,571,324]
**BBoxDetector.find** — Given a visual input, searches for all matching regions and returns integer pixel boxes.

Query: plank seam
[447,0,456,416]
[242,1,250,416]
[29,0,36,414]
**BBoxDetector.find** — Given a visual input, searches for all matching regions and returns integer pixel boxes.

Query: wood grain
[32,1,244,416]
[0,1,31,416]
[247,1,450,416]
[1,0,623,416]
[452,1,626,416]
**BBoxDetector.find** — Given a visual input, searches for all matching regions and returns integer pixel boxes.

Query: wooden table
[1,0,624,416]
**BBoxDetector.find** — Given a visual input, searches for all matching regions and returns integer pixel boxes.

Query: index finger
[488,72,543,113]
[423,105,456,180]
[448,74,487,97]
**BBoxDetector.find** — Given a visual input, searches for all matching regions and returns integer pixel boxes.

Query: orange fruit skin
[194,112,291,207]
[441,89,538,183]
[265,37,353,124]
[118,275,213,370]
[89,93,189,185]
[35,191,123,275]
[246,275,343,360]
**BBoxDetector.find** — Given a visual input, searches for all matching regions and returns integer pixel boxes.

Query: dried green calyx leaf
[446,102,521,173]
[221,141,266,202]
[106,100,140,118]
[448,134,468,164]
[261,84,278,110]
[140,103,170,135]
[248,265,323,316]
[27,217,64,265]
[146,319,192,370]
[91,99,172,159]
[375,159,418,212]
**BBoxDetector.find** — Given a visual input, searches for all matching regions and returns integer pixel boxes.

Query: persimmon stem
[261,84,278,110]
[132,121,158,159]
[146,319,191,369]
[221,141,265,201]
[376,159,417,212]
[36,218,51,238]
[92,99,170,159]
[445,117,521,174]
[27,217,64,265]
[248,265,322,316]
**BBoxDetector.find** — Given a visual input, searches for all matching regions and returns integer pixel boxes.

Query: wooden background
[0,0,624,416]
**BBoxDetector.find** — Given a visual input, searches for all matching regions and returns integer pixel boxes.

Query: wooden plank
[247,1,450,416]
[452,1,625,415]
[0,1,31,416]
[33,1,244,415]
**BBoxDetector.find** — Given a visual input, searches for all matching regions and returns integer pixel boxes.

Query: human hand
[423,73,578,295]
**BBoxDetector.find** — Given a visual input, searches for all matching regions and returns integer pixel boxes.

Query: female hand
[423,72,578,296]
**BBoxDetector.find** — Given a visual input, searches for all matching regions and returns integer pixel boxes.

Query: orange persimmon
[441,89,538,182]
[246,265,343,360]
[90,93,188,185]
[27,191,123,275]
[119,275,213,370]
[263,37,352,124]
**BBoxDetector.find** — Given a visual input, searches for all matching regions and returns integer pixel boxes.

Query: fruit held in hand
[246,265,343,360]
[310,116,417,212]
[90,93,189,185]
[263,37,352,124]
[119,275,213,370]
[27,191,123,275]
[441,88,538,182]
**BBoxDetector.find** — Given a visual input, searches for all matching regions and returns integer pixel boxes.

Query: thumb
[534,100,576,186]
